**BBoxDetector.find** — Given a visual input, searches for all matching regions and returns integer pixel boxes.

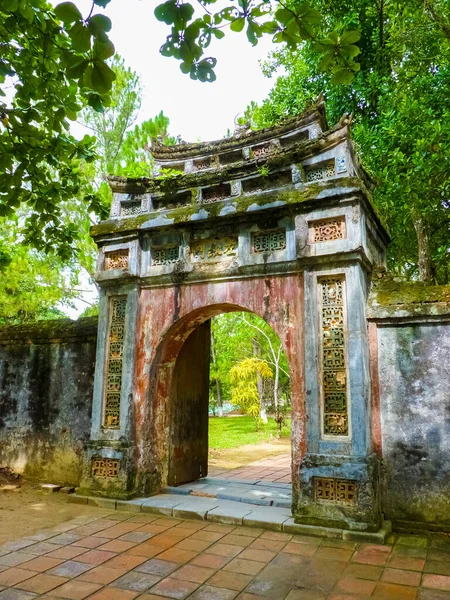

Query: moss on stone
[370,273,450,308]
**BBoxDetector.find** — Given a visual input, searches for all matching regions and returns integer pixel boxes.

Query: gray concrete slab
[172,497,221,520]
[243,506,292,531]
[206,501,254,525]
[140,494,184,516]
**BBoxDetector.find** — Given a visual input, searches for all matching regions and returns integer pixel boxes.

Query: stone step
[69,492,392,544]
[166,477,292,508]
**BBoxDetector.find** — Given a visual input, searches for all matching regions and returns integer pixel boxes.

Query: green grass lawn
[209,415,291,450]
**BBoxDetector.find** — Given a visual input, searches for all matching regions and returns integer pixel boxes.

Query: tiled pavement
[0,510,449,599]
[209,454,291,485]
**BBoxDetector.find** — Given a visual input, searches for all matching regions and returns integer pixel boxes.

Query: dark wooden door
[168,321,210,486]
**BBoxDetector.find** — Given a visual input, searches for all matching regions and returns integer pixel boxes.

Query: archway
[165,310,292,489]
[132,277,305,501]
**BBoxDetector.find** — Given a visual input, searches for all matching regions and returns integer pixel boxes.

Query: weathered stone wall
[368,277,450,530]
[0,317,98,486]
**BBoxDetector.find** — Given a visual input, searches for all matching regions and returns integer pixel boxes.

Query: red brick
[0,567,36,586]
[222,557,265,576]
[88,586,140,600]
[389,556,425,571]
[46,546,88,560]
[76,549,117,566]
[373,581,418,599]
[207,543,243,558]
[47,579,103,599]
[381,567,421,586]
[156,547,199,563]
[422,574,450,591]
[239,549,276,563]
[334,576,377,595]
[20,556,64,572]
[102,553,146,571]
[125,543,163,558]
[174,538,213,552]
[149,576,200,599]
[316,547,354,562]
[206,570,252,591]
[78,565,127,585]
[15,573,68,594]
[190,553,231,570]
[282,542,317,557]
[97,539,136,553]
[171,564,215,584]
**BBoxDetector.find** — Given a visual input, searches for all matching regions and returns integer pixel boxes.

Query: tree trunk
[274,361,282,438]
[413,212,433,283]
[253,338,268,423]
[210,326,224,417]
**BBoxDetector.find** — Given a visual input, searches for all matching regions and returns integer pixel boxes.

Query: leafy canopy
[0,0,116,258]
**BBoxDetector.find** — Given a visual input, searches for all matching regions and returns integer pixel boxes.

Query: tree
[0,0,117,258]
[245,1,450,283]
[0,214,82,325]
[81,55,142,177]
[229,357,273,430]
[210,312,291,428]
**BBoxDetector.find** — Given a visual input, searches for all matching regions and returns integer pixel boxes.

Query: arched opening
[133,275,306,501]
[167,311,292,490]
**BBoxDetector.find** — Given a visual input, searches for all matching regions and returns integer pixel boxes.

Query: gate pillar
[79,278,140,499]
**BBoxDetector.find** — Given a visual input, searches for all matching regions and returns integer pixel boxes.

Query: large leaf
[55,2,82,23]
[69,22,91,53]
[93,39,115,60]
[91,60,116,94]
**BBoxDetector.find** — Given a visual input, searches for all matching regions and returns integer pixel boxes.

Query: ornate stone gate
[80,100,389,533]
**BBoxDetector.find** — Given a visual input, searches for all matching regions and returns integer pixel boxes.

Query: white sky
[61,0,277,317]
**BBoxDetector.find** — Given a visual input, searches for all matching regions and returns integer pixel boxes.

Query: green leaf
[275,8,294,25]
[88,14,112,39]
[330,68,354,85]
[230,17,245,32]
[154,1,178,25]
[340,29,361,45]
[87,93,104,112]
[55,2,82,23]
[93,0,111,6]
[69,22,91,53]
[93,39,115,60]
[3,0,18,11]
[91,60,116,94]
[339,44,360,58]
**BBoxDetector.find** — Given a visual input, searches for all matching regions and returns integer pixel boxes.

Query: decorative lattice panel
[103,297,127,429]
[252,143,272,158]
[319,278,349,436]
[121,202,141,216]
[152,246,179,265]
[104,249,129,270]
[191,236,238,261]
[306,161,336,182]
[194,158,211,171]
[253,230,287,253]
[202,184,230,204]
[314,477,356,504]
[310,217,346,243]
[91,457,120,478]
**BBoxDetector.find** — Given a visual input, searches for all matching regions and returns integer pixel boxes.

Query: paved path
[209,454,291,484]
[0,509,448,599]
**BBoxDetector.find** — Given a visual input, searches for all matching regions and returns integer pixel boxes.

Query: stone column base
[294,453,381,532]
[78,441,136,500]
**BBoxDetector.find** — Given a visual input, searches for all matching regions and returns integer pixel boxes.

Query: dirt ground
[209,439,290,469]
[0,470,107,546]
